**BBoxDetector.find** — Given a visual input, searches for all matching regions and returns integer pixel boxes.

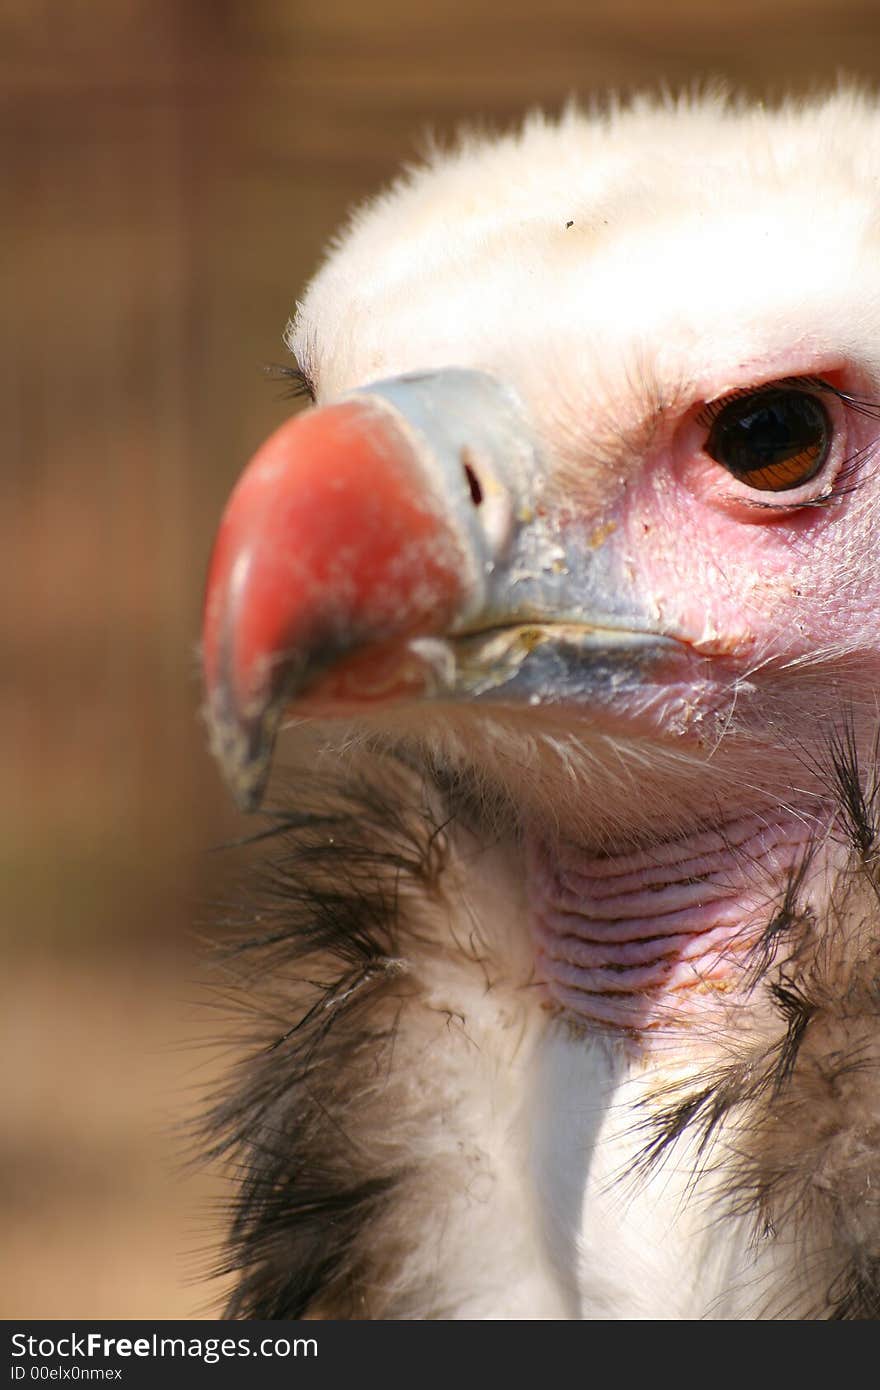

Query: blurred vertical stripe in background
[3,0,879,1318]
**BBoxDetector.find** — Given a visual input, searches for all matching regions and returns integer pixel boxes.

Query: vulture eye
[703,387,831,492]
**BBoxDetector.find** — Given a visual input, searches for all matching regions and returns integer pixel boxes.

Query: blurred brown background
[3,0,880,1320]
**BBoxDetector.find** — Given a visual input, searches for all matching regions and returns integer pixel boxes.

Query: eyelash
[696,376,880,513]
[262,361,317,402]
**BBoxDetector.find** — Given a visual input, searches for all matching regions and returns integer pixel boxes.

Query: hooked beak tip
[205,696,281,813]
[200,371,532,810]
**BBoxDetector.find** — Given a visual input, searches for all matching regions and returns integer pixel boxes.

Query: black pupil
[705,388,830,488]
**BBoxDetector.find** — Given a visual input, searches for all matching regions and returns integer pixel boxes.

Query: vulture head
[202,91,880,1319]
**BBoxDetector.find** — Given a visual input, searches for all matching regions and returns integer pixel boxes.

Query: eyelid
[695,375,836,430]
[726,439,874,514]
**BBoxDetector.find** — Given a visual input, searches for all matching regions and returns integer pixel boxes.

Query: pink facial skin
[618,362,880,676]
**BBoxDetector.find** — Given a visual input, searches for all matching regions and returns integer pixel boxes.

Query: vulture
[201,89,880,1319]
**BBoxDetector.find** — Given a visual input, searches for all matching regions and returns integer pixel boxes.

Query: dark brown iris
[704,388,831,492]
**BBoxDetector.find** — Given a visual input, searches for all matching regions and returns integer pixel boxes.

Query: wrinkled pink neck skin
[525,815,817,1032]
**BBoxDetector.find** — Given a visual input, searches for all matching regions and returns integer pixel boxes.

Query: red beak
[202,393,476,809]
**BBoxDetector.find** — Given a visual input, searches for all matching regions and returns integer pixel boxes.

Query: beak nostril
[463,460,483,507]
[457,439,515,557]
